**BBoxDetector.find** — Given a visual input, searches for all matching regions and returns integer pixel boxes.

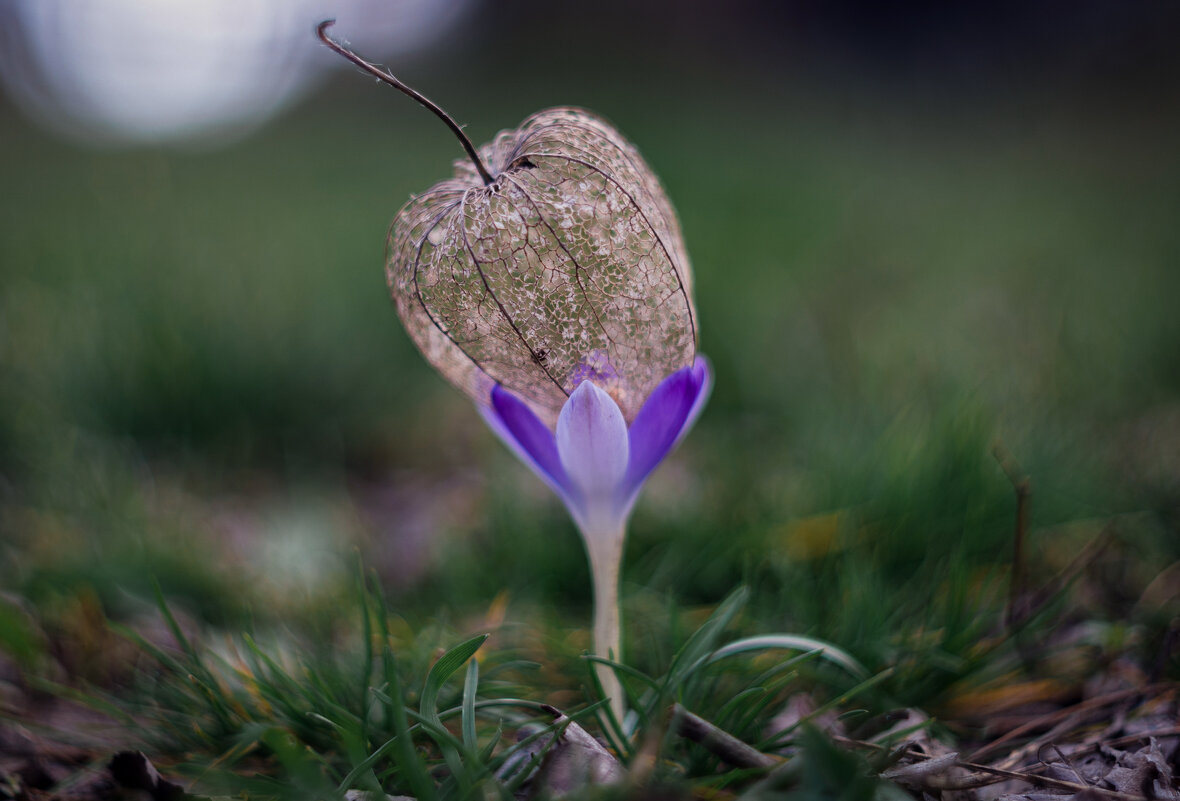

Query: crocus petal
[625,357,711,486]
[556,381,630,527]
[620,356,712,509]
[682,356,713,436]
[479,385,571,499]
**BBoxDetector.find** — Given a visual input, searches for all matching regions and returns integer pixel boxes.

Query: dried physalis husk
[389,109,696,426]
[317,23,696,427]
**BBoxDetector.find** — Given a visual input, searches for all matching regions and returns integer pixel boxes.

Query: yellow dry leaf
[775,512,846,561]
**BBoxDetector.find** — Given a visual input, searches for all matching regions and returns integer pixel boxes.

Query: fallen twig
[954,756,1148,801]
[671,703,780,770]
[968,685,1156,764]
[994,443,1031,630]
[835,733,1158,800]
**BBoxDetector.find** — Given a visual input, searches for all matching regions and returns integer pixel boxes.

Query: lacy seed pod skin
[388,108,697,427]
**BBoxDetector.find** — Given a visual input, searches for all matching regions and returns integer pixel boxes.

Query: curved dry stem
[316,20,494,186]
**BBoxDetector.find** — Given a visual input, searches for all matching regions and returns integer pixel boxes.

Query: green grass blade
[419,633,489,724]
[760,668,895,750]
[583,654,661,695]
[358,564,376,743]
[462,657,479,754]
[151,577,197,661]
[389,663,436,801]
[582,656,630,756]
[663,586,749,693]
[706,634,868,678]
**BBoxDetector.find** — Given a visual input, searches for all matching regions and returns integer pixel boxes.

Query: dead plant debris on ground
[1,662,1176,801]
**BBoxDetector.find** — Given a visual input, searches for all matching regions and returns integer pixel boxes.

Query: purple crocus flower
[480,357,711,542]
[480,356,711,719]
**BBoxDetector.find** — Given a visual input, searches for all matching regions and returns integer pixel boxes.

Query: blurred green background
[2,1,1179,701]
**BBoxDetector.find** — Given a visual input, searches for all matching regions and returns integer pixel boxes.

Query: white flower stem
[582,520,627,724]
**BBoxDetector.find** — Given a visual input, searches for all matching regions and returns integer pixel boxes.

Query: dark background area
[1,0,1178,674]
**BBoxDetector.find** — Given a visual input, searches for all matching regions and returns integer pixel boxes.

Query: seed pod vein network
[389,107,698,427]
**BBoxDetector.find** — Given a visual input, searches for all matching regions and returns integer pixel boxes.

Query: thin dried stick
[315,20,495,186]
[991,708,1092,771]
[955,757,1147,801]
[1045,742,1089,786]
[967,685,1152,763]
[671,703,780,770]
[836,735,1151,800]
[993,443,1030,629]
[1035,726,1180,764]
[932,724,1180,789]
